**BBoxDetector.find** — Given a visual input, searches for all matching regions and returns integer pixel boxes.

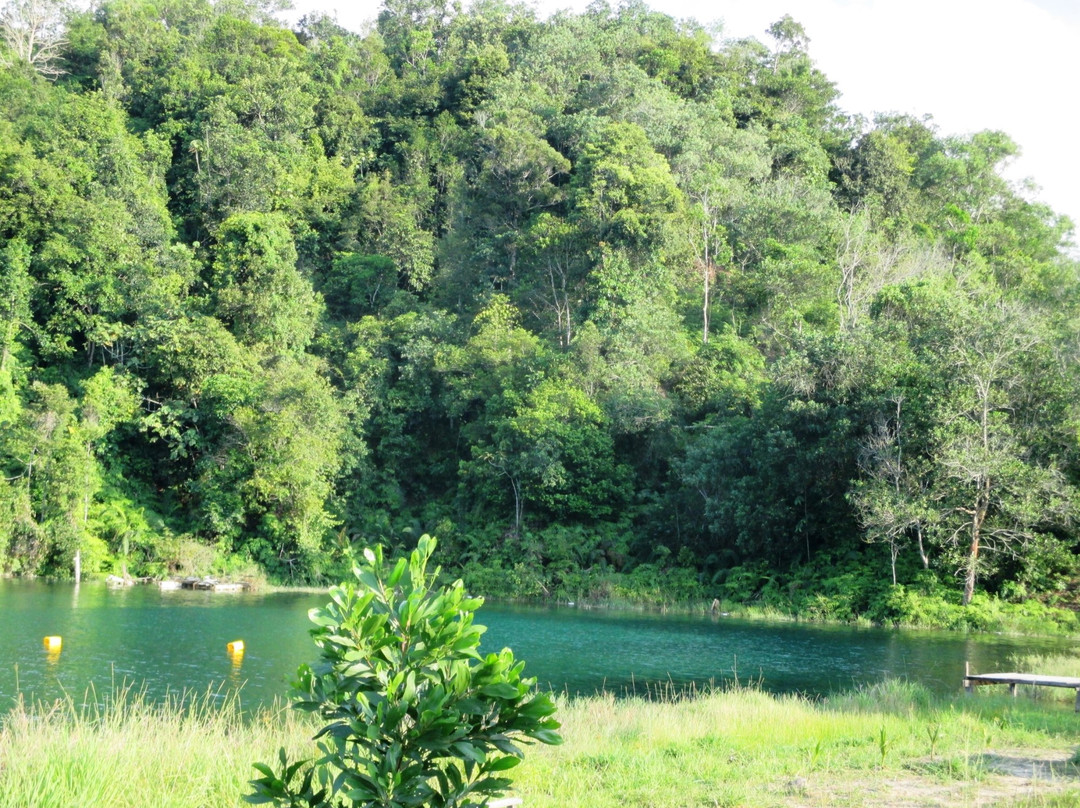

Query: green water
[1,580,1074,709]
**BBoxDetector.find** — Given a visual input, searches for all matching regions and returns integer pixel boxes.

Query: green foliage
[194,354,346,577]
[0,0,1076,614]
[246,535,561,807]
[571,120,684,253]
[211,212,321,354]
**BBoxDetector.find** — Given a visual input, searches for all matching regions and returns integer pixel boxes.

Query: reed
[1009,651,1080,678]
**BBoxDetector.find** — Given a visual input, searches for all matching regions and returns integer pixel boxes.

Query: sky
[281,0,1080,236]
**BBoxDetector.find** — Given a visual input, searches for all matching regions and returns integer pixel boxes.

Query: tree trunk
[962,538,978,606]
[510,476,522,537]
[962,475,990,606]
[702,265,710,344]
[915,525,929,570]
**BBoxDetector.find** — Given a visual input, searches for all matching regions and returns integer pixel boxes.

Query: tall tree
[210,211,321,354]
[936,300,1074,604]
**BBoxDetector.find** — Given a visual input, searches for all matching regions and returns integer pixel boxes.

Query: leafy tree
[850,396,935,584]
[461,376,630,535]
[516,213,587,347]
[672,328,766,419]
[322,253,400,321]
[570,120,683,255]
[934,300,1075,604]
[0,237,31,376]
[452,109,570,293]
[671,109,768,342]
[354,170,436,294]
[867,278,1079,602]
[211,211,321,354]
[194,354,345,577]
[0,368,136,576]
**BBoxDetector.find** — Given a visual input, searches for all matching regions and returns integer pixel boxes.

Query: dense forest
[1,0,1078,618]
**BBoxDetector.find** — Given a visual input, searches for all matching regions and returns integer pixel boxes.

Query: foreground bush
[247,536,561,807]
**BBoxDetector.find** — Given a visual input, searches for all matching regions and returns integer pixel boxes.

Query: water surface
[1,580,1074,709]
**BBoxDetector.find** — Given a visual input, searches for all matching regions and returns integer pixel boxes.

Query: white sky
[282,0,1080,237]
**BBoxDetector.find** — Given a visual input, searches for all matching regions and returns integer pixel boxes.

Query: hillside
[1,0,1077,619]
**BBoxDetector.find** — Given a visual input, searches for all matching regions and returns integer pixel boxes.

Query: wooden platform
[963,663,1080,711]
[159,577,248,592]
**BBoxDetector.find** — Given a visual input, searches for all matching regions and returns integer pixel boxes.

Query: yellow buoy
[43,635,62,650]
[226,640,244,653]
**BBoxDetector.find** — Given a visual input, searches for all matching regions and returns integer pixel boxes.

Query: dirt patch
[979,750,1080,781]
[775,749,1080,807]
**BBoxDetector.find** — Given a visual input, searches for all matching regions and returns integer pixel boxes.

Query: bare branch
[0,0,70,78]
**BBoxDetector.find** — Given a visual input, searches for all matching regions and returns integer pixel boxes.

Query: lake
[1,580,1075,709]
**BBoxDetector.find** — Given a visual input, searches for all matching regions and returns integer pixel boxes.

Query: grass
[2,680,1079,807]
[0,683,313,808]
[515,681,1080,807]
[1008,652,1080,679]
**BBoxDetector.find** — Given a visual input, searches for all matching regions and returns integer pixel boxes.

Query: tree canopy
[0,0,1077,615]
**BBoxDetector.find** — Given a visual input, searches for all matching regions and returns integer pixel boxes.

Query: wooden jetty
[963,662,1080,711]
[158,577,248,593]
[199,581,246,592]
[107,575,155,588]
[182,577,247,592]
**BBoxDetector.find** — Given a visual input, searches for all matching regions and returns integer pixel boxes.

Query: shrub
[246,535,561,807]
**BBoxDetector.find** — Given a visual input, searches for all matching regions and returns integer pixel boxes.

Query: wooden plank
[965,673,1080,689]
[211,582,246,592]
[963,667,1080,712]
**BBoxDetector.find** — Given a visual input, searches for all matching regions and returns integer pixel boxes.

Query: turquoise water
[1,580,1075,709]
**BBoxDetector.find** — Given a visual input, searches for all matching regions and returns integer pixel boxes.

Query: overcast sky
[282,0,1080,237]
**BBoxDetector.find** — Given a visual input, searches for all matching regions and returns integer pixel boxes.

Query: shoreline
[5,571,1078,639]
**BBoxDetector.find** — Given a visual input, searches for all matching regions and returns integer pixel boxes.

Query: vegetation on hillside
[0,0,1077,617]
